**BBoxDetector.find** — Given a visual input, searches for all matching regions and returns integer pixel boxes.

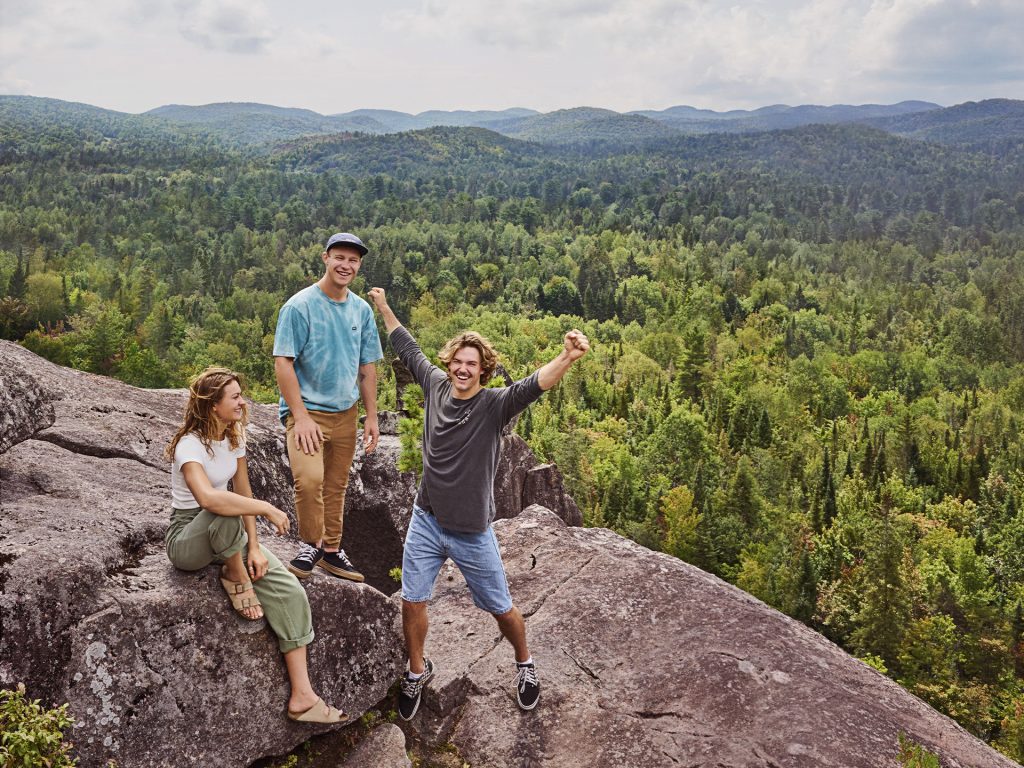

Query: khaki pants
[165,507,315,653]
[285,406,357,549]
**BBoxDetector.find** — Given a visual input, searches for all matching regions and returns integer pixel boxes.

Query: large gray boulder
[0,359,52,453]
[339,723,412,768]
[0,342,404,767]
[493,433,582,526]
[397,506,1017,768]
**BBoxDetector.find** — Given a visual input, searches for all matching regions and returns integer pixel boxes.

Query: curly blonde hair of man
[165,367,248,461]
[437,331,499,385]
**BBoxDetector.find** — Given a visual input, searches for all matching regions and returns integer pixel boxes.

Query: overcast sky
[2,0,1022,115]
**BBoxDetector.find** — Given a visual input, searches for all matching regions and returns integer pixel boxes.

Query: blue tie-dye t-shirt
[273,284,383,423]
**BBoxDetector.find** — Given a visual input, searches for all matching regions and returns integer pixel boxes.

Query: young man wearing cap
[274,233,383,582]
[366,286,590,718]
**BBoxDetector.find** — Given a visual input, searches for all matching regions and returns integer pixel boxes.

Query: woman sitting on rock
[165,366,347,724]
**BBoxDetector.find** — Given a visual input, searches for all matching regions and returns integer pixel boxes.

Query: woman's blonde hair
[166,367,248,460]
[437,331,499,385]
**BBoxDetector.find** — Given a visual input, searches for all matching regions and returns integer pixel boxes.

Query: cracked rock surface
[339,723,412,768]
[0,341,581,767]
[399,506,1017,768]
[0,342,405,767]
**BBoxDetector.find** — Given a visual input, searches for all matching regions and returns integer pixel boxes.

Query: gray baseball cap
[324,232,368,256]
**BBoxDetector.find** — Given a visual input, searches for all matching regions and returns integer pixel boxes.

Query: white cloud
[385,0,1024,109]
[882,0,1024,83]
[0,0,123,95]
[0,0,1021,113]
[175,0,275,55]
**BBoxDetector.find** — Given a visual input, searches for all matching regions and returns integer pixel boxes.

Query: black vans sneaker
[398,658,434,721]
[317,548,365,582]
[514,662,540,711]
[287,543,323,579]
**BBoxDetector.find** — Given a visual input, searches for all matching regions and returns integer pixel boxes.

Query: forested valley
[2,95,1024,760]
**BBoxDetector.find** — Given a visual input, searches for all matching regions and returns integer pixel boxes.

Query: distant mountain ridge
[144,100,946,143]
[631,100,940,130]
[146,103,542,140]
[3,95,1022,150]
[334,107,538,133]
[862,99,1024,148]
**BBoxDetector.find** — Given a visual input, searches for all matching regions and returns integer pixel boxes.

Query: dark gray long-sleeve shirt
[390,326,543,533]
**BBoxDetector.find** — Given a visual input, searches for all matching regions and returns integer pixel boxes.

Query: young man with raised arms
[367,286,590,718]
[274,232,383,583]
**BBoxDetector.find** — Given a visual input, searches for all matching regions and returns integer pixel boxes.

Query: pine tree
[823,474,838,529]
[793,550,817,624]
[756,408,772,447]
[872,432,888,486]
[726,456,762,530]
[860,429,875,479]
[1012,601,1024,678]
[811,497,822,533]
[520,406,533,439]
[821,446,832,494]
[975,441,989,480]
[851,496,911,671]
[9,250,26,299]
[61,273,70,319]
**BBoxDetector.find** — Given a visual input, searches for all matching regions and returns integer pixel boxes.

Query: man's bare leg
[494,606,530,663]
[403,599,429,673]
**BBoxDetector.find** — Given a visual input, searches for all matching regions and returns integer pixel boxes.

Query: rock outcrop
[0,341,582,767]
[4,341,1013,768]
[493,433,582,527]
[0,342,406,767]
[339,723,412,768]
[397,506,1018,768]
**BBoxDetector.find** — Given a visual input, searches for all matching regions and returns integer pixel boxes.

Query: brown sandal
[220,568,263,621]
[287,697,349,724]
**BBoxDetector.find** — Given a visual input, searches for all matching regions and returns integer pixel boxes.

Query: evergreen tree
[756,408,772,447]
[1012,601,1024,678]
[793,550,817,624]
[724,456,762,531]
[871,432,888,487]
[851,497,911,671]
[823,474,838,529]
[860,430,875,479]
[9,249,26,299]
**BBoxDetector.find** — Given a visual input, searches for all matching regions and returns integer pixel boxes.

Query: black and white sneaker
[398,658,434,721]
[287,543,323,579]
[513,662,540,710]
[317,548,364,582]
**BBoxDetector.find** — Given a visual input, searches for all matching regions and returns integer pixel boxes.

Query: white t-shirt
[171,433,246,509]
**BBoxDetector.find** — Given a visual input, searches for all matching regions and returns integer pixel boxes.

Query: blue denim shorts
[401,504,513,615]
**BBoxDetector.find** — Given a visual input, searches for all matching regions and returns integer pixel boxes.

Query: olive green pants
[165,507,314,653]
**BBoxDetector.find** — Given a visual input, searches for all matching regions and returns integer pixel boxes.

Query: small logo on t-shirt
[352,326,357,331]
